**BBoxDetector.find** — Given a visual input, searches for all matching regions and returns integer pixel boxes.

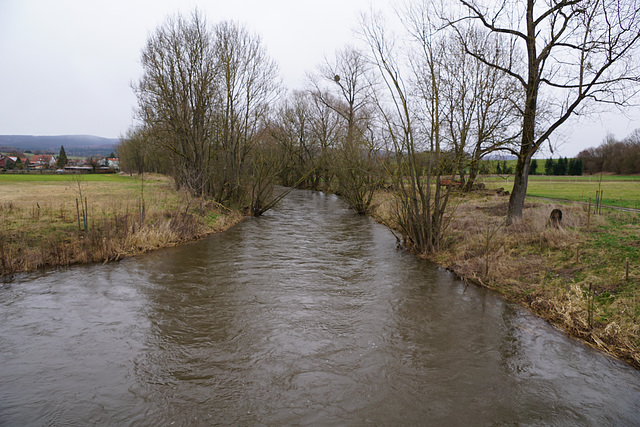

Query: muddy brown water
[1,189,639,426]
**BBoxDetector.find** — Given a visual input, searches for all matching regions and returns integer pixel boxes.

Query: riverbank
[371,189,640,369]
[0,173,243,278]
[3,174,637,368]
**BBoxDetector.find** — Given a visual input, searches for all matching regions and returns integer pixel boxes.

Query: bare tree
[361,8,455,253]
[311,46,379,214]
[451,0,640,223]
[578,128,640,174]
[134,12,281,213]
[118,126,149,175]
[271,91,319,188]
[211,20,281,204]
[309,46,380,214]
[442,26,521,191]
[245,129,286,216]
[134,10,219,197]
[307,90,342,189]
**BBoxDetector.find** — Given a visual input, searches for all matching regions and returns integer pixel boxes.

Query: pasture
[0,172,240,277]
[483,175,640,209]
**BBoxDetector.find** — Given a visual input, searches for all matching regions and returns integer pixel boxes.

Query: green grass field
[0,173,133,183]
[484,175,640,209]
[3,171,639,209]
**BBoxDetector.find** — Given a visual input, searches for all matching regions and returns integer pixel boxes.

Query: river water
[1,189,639,426]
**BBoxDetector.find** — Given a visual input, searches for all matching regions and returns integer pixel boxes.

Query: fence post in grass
[587,198,591,228]
[599,190,604,215]
[587,283,593,329]
[138,199,145,224]
[83,197,88,233]
[76,198,81,231]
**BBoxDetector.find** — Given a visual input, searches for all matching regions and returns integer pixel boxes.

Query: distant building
[63,165,93,172]
[0,154,12,169]
[106,157,119,170]
[29,154,57,169]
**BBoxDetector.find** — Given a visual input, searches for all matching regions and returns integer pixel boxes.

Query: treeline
[117,8,520,253]
[466,158,583,176]
[117,0,640,252]
[543,157,583,176]
[577,130,640,175]
[118,14,385,217]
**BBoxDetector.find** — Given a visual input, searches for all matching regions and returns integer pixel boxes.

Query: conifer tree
[503,161,511,174]
[568,158,583,176]
[575,158,583,176]
[57,145,68,168]
[544,158,554,176]
[558,157,568,175]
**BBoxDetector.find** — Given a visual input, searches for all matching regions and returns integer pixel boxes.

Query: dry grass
[0,174,243,276]
[372,189,640,368]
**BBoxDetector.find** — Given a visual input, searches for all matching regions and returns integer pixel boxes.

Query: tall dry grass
[0,174,242,277]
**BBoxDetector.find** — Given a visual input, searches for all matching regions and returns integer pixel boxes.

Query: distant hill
[485,154,517,161]
[0,135,119,157]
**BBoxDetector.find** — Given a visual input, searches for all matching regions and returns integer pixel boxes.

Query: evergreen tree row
[543,157,583,176]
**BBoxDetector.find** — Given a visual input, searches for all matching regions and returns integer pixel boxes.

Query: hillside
[0,135,118,156]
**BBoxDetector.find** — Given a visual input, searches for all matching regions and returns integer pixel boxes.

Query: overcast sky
[1,0,638,157]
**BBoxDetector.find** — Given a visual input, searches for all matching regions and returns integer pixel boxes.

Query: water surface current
[1,189,639,425]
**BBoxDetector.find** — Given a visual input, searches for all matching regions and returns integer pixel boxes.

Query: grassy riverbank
[3,172,638,367]
[0,173,242,277]
[372,188,640,368]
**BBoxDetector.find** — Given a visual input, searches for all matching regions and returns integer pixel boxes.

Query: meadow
[484,174,640,209]
[0,173,133,182]
[0,173,241,276]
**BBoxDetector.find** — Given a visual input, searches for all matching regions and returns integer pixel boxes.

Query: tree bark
[506,0,537,225]
[506,152,530,223]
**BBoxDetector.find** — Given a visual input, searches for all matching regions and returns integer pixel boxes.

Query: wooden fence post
[83,197,88,233]
[76,198,81,231]
[599,190,604,215]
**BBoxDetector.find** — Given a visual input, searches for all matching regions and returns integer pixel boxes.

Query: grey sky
[1,0,638,157]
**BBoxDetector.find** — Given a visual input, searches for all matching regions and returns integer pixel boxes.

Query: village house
[106,157,119,170]
[29,154,57,169]
[0,154,12,169]
[0,154,28,169]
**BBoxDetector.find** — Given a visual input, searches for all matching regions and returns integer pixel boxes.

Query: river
[1,189,639,425]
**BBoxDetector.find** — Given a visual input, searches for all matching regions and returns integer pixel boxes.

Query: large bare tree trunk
[506,1,537,224]
[507,152,531,222]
